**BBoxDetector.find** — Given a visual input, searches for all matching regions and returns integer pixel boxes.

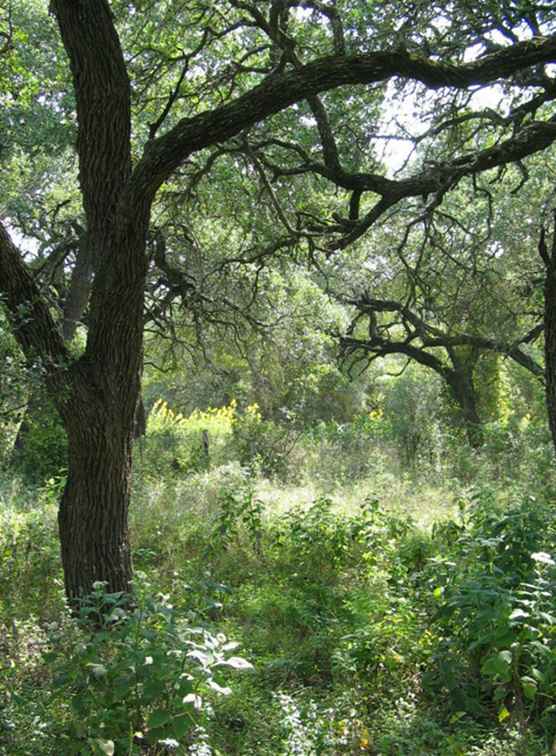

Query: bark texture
[58,366,134,598]
[540,221,556,453]
[49,0,145,602]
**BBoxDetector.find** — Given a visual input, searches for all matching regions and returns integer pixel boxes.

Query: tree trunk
[47,0,148,605]
[447,368,483,448]
[542,224,556,453]
[63,232,93,342]
[57,361,140,602]
[59,437,133,601]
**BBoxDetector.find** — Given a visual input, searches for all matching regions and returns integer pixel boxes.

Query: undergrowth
[2,455,556,754]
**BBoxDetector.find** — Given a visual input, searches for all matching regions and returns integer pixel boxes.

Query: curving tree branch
[340,294,545,379]
[0,220,69,388]
[131,34,556,201]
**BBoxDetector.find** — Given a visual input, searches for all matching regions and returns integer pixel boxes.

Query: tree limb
[0,220,69,381]
[132,34,556,200]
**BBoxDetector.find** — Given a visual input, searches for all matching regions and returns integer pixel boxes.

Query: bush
[424,491,556,734]
[0,476,63,622]
[41,578,251,755]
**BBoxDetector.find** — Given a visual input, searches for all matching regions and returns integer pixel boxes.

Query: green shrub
[0,477,63,622]
[425,491,556,733]
[210,482,264,554]
[44,577,252,754]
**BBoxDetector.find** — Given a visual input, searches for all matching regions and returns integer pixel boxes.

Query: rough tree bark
[540,216,556,453]
[54,206,148,600]
[58,364,136,598]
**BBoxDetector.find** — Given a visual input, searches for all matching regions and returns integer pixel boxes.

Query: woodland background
[2,1,556,754]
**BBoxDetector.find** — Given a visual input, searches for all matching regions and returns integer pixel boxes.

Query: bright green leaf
[498,706,511,723]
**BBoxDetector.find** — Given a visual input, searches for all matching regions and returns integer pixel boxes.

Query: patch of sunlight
[254,474,460,531]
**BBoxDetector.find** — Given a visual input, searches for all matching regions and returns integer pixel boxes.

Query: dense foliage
[2,0,556,753]
[2,366,556,753]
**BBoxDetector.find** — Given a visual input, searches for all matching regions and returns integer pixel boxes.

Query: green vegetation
[2,1,556,753]
[2,388,556,754]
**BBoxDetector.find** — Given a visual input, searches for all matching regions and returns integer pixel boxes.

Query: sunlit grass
[254,470,459,530]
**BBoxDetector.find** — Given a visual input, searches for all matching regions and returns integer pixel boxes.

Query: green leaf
[481,650,512,682]
[71,695,88,715]
[148,709,174,729]
[142,677,167,702]
[521,676,538,701]
[93,740,115,756]
[111,682,133,703]
[170,715,192,738]
[493,687,507,702]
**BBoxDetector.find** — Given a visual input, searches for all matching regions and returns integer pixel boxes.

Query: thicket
[1,358,556,755]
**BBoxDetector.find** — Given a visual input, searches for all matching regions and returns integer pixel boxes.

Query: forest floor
[1,455,556,755]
